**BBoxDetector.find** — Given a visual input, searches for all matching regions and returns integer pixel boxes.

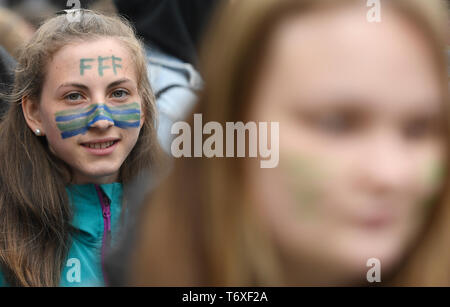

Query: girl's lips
[81,137,120,145]
[81,140,119,156]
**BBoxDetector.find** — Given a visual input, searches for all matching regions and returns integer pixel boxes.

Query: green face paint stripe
[57,113,140,131]
[421,159,446,211]
[109,102,140,110]
[55,104,97,117]
[426,160,446,187]
[56,108,114,131]
[109,113,140,121]
[281,154,325,217]
[110,113,140,121]
[80,58,94,76]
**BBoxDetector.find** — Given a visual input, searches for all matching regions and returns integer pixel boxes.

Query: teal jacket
[0,183,123,287]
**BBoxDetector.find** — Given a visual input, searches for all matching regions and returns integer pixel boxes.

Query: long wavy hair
[129,0,449,286]
[0,10,163,286]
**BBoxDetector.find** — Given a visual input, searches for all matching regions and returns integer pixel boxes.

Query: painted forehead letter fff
[80,55,122,76]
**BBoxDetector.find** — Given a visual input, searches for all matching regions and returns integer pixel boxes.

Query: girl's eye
[111,89,129,99]
[403,117,442,141]
[313,112,359,136]
[65,92,84,101]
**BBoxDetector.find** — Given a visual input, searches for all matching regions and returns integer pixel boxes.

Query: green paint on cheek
[280,154,327,218]
[424,159,446,187]
[421,159,447,211]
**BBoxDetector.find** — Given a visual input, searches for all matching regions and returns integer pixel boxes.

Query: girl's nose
[89,118,114,130]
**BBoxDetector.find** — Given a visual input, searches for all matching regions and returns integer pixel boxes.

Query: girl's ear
[22,96,45,136]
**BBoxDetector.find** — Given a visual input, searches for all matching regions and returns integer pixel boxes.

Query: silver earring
[35,128,41,136]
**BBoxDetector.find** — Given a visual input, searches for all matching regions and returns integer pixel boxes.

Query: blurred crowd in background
[0,0,115,57]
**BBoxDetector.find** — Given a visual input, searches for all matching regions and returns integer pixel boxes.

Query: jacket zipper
[94,184,111,286]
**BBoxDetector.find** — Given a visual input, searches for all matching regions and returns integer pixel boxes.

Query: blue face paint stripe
[86,115,115,126]
[60,116,114,139]
[60,119,140,139]
[56,105,101,122]
[114,120,140,128]
[61,127,89,139]
[102,104,140,115]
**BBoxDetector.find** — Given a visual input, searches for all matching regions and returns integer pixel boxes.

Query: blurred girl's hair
[129,0,449,286]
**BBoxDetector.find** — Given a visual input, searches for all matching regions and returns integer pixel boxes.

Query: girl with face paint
[0,10,164,286]
[124,0,449,286]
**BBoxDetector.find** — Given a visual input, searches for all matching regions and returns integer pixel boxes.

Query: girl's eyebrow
[56,78,135,91]
[107,78,135,90]
[57,82,89,91]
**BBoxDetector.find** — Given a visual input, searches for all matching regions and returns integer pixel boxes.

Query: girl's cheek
[422,157,446,189]
[39,107,56,135]
[40,112,67,155]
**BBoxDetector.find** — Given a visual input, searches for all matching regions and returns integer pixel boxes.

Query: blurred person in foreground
[122,0,449,286]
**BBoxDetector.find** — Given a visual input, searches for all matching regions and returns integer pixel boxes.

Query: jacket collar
[65,183,123,244]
